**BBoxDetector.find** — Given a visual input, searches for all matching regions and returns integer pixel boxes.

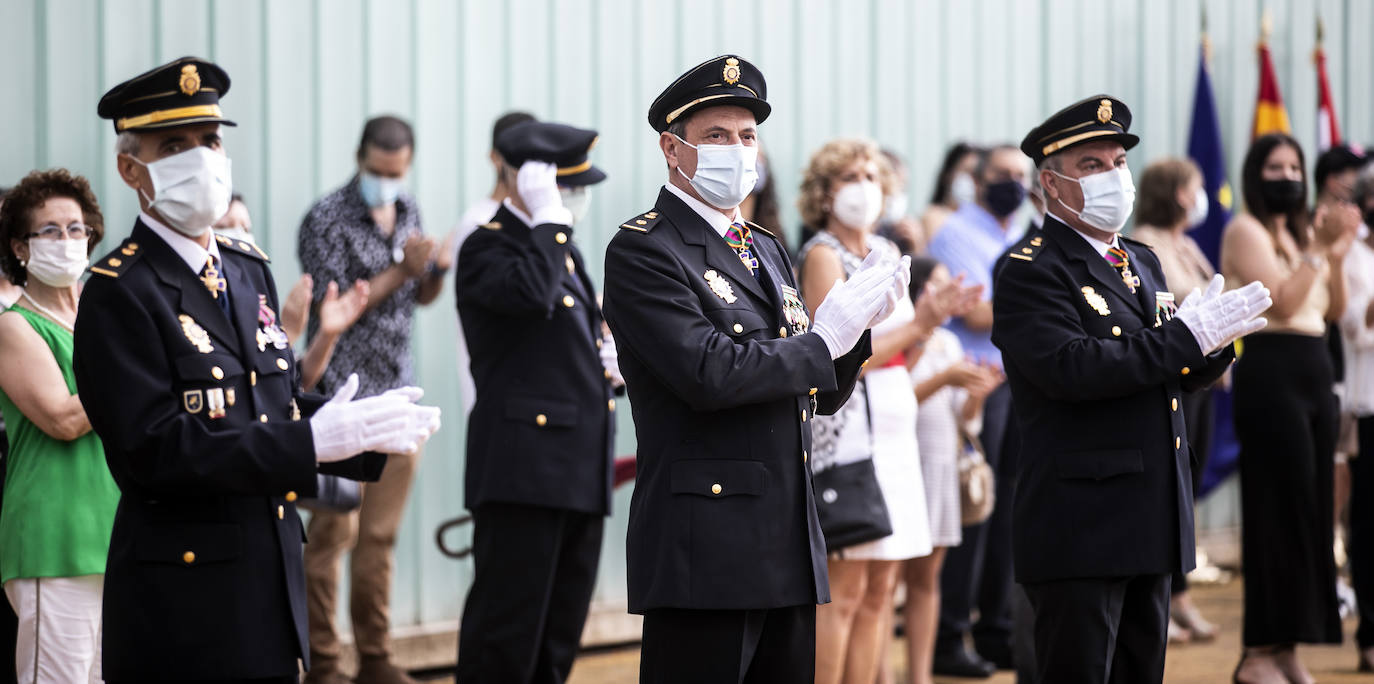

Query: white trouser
[3,575,103,684]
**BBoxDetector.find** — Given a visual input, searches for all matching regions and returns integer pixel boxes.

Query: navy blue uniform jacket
[603,188,870,613]
[456,204,616,515]
[991,216,1232,584]
[73,221,384,680]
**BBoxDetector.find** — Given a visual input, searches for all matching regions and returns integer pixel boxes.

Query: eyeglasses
[27,222,93,241]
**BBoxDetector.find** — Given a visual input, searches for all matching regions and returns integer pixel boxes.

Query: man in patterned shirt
[297,115,449,684]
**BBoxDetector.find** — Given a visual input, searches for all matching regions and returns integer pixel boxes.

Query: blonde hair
[797,138,896,229]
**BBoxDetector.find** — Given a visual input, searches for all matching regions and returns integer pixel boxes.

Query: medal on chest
[704,270,738,304]
[1153,291,1177,328]
[179,314,215,353]
[782,285,811,335]
[1081,286,1111,316]
[257,295,290,351]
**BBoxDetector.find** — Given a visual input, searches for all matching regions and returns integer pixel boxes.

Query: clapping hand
[1175,274,1272,355]
[311,373,442,462]
[318,279,371,337]
[401,235,437,278]
[913,274,984,331]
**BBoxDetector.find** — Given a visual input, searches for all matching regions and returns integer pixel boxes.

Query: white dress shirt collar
[664,183,740,238]
[1049,210,1118,257]
[141,211,221,274]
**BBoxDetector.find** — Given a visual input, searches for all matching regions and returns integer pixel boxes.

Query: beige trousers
[303,449,420,665]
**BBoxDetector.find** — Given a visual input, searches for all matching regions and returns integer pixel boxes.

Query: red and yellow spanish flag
[1315,23,1341,150]
[1252,40,1292,138]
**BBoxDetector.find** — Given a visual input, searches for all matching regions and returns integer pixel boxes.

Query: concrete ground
[417,578,1369,683]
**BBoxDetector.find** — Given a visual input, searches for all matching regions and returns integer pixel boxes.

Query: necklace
[20,292,75,333]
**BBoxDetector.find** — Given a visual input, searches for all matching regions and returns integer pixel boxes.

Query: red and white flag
[1315,27,1341,151]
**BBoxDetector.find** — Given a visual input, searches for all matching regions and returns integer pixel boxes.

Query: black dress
[1233,332,1342,646]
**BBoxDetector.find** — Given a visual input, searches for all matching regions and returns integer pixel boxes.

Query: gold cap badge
[722,57,741,85]
[1096,99,1112,124]
[179,65,201,97]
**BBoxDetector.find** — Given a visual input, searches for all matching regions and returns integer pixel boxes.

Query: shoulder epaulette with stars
[619,210,663,233]
[214,233,270,262]
[1005,232,1047,263]
[88,238,145,278]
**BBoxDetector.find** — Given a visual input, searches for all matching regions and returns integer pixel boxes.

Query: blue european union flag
[1186,42,1239,497]
[1186,44,1232,266]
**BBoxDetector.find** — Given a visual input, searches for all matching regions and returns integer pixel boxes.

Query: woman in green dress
[0,169,119,683]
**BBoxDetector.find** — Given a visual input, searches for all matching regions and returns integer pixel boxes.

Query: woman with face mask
[1221,133,1362,684]
[920,143,981,247]
[1131,158,1222,645]
[0,169,120,683]
[798,139,980,684]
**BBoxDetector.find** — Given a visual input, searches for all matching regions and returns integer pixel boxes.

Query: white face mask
[950,172,977,207]
[130,147,233,238]
[674,135,758,210]
[1186,187,1209,227]
[25,238,89,288]
[831,180,885,230]
[1051,166,1136,233]
[559,186,592,225]
[215,227,255,245]
[883,193,909,223]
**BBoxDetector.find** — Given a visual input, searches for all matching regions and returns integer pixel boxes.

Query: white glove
[310,374,443,462]
[810,251,899,359]
[600,334,625,388]
[516,161,572,227]
[1174,274,1272,355]
[868,254,912,328]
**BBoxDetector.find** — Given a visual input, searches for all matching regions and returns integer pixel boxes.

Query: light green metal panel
[3,0,1372,637]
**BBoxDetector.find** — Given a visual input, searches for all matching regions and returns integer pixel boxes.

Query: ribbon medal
[1153,291,1177,328]
[257,295,290,350]
[782,285,811,335]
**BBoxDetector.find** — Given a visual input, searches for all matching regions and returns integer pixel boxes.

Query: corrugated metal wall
[2,0,1370,634]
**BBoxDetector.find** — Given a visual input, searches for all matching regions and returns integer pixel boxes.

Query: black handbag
[811,380,893,552]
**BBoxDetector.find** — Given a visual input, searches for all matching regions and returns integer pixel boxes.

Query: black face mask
[1260,179,1305,213]
[984,180,1027,218]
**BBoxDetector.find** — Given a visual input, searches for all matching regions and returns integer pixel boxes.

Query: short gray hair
[115,131,141,156]
[1355,163,1374,205]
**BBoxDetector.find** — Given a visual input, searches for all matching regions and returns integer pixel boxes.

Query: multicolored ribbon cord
[725,222,759,274]
[1105,246,1139,294]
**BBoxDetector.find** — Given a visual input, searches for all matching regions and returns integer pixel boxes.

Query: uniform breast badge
[183,390,204,414]
[206,388,227,419]
[257,295,290,350]
[705,270,737,304]
[179,314,215,353]
[1153,291,1177,328]
[1081,286,1111,316]
[782,285,811,335]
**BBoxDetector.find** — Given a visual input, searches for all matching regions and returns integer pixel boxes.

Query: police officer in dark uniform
[74,57,440,683]
[991,95,1271,683]
[453,120,617,684]
[602,55,910,683]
